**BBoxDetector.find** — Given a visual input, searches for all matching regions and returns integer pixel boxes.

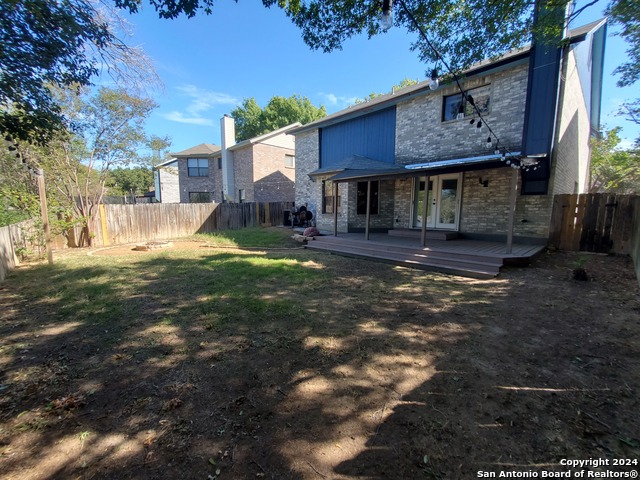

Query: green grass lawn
[1,228,638,479]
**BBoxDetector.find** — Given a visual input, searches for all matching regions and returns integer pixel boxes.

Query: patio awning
[327,152,522,183]
[309,154,407,181]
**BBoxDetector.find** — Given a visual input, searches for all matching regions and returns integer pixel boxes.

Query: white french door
[412,173,461,230]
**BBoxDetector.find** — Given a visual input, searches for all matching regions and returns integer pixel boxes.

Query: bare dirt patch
[0,242,638,479]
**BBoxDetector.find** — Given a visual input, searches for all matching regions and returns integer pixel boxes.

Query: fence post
[35,169,53,264]
[99,204,110,246]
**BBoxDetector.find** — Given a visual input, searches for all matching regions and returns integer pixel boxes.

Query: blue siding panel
[320,107,396,168]
[521,42,562,157]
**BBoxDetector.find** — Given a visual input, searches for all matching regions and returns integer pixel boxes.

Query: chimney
[220,114,236,202]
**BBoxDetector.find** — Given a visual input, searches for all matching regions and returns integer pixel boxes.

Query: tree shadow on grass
[0,250,638,479]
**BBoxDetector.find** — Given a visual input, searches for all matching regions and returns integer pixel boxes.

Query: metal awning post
[506,168,518,254]
[333,181,338,237]
[421,176,429,247]
[365,180,371,240]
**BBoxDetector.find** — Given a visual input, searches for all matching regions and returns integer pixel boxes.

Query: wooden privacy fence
[88,201,294,247]
[0,220,37,282]
[548,194,638,254]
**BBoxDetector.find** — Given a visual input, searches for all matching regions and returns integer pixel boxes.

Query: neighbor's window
[187,158,208,177]
[238,189,246,203]
[442,84,491,122]
[189,191,211,203]
[285,154,295,168]
[217,157,222,169]
[356,181,379,215]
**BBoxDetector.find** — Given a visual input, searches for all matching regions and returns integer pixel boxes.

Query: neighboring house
[154,117,300,203]
[292,19,607,245]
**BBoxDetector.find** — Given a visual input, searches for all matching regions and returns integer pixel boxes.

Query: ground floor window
[356,181,379,215]
[322,180,341,214]
[189,191,211,203]
[238,189,246,203]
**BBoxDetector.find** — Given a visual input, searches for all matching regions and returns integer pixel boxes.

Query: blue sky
[119,1,639,153]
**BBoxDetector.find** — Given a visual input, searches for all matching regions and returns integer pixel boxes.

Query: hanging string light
[382,0,537,171]
[429,68,439,90]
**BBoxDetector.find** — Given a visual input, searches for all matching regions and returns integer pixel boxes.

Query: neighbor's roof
[171,143,221,157]
[154,157,178,169]
[228,122,301,151]
[290,18,607,135]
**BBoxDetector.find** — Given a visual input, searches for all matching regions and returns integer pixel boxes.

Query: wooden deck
[303,232,546,278]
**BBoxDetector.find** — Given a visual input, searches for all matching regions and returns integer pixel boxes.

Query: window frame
[321,180,341,214]
[284,154,295,168]
[187,158,209,177]
[189,191,211,203]
[356,181,379,215]
[442,84,491,122]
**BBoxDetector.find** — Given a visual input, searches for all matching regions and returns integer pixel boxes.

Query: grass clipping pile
[0,238,638,479]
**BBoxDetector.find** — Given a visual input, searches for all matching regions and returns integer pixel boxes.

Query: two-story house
[292,19,606,248]
[154,116,300,204]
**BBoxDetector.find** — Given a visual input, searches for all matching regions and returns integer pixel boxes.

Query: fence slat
[550,194,638,254]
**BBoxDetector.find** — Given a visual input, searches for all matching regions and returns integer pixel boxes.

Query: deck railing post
[365,180,372,240]
[421,176,429,247]
[333,182,338,237]
[506,168,519,253]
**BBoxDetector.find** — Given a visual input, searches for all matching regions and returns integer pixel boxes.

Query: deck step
[312,235,503,267]
[388,229,459,240]
[306,237,502,278]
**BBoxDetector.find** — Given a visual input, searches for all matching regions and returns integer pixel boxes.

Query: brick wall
[232,147,254,202]
[395,63,529,165]
[176,158,221,203]
[347,180,395,231]
[295,130,320,211]
[158,164,180,203]
[461,168,551,238]
[294,59,581,239]
[251,143,295,203]
[550,48,591,196]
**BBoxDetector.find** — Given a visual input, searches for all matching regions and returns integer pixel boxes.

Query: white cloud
[161,111,215,127]
[162,85,239,126]
[318,92,359,108]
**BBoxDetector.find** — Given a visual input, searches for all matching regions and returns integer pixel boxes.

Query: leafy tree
[231,95,326,142]
[608,0,639,88]
[113,1,607,70]
[116,0,639,139]
[0,147,39,226]
[354,78,420,104]
[146,135,173,166]
[619,99,640,145]
[0,0,157,145]
[106,167,154,196]
[9,87,158,246]
[589,127,640,193]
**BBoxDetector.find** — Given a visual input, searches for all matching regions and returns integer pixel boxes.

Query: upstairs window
[442,85,491,122]
[285,154,295,168]
[187,158,209,177]
[217,157,222,169]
